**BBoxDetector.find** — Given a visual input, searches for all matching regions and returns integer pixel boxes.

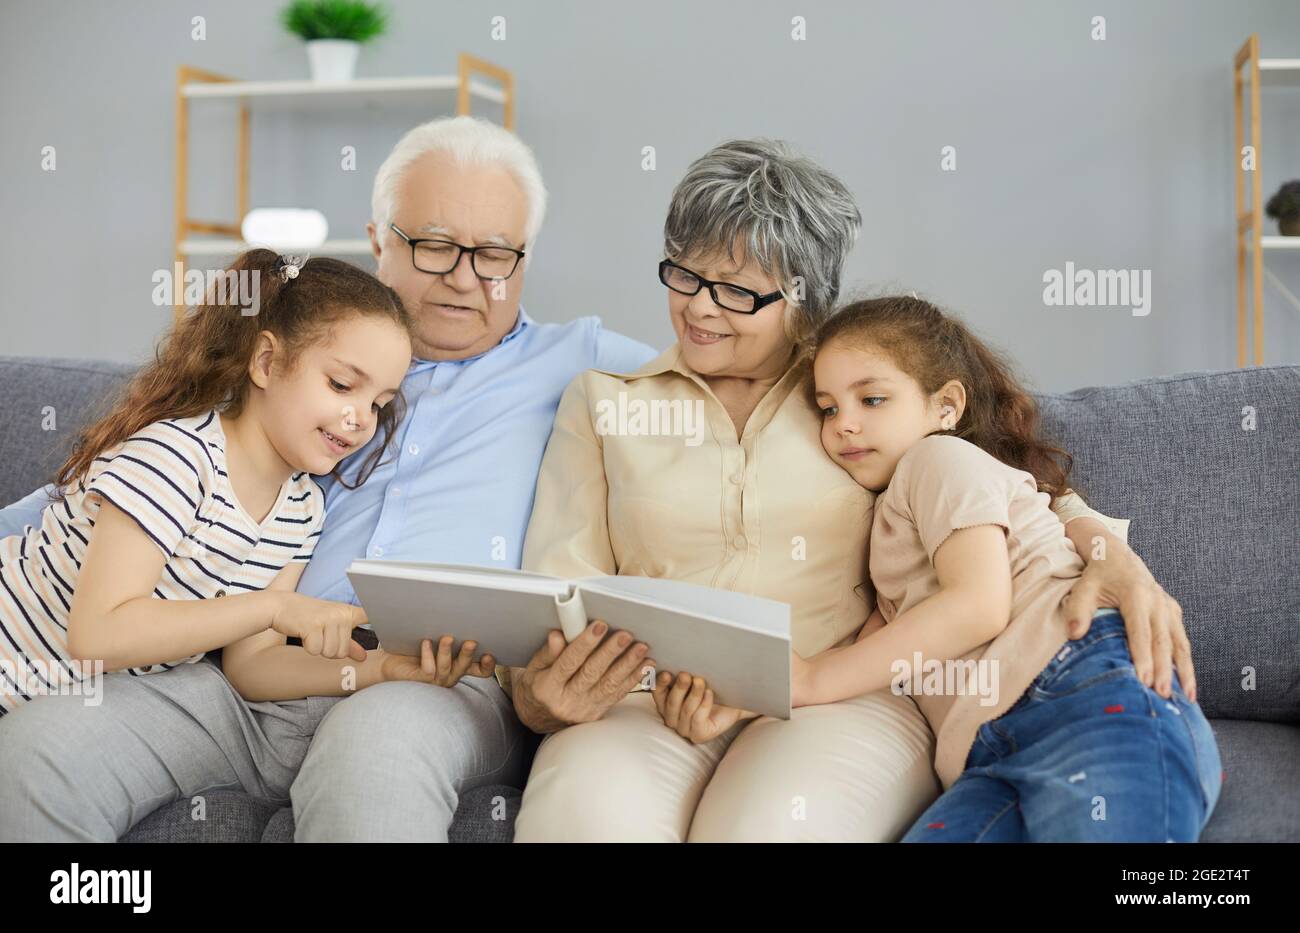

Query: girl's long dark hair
[813,295,1075,500]
[55,248,411,494]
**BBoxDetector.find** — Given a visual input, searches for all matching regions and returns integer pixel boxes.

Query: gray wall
[2,0,1298,392]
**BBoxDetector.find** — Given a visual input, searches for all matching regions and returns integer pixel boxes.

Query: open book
[345,560,793,719]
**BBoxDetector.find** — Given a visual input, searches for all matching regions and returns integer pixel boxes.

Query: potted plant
[1265,180,1300,236]
[281,0,387,82]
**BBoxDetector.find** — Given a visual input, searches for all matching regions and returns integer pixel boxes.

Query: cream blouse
[500,344,1128,695]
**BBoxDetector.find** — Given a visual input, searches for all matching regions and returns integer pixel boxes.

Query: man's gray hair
[371,115,547,260]
[663,138,861,343]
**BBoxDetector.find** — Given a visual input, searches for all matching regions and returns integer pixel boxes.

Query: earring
[940,406,956,430]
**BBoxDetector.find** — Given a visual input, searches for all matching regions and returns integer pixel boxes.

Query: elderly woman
[504,139,1189,842]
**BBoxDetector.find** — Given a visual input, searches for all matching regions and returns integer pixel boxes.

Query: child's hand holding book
[653,670,758,744]
[377,635,496,688]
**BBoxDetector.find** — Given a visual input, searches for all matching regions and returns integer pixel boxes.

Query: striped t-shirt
[0,410,325,714]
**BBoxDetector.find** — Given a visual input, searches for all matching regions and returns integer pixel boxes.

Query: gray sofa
[1,355,1297,842]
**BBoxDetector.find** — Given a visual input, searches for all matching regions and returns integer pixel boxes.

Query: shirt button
[373,546,385,557]
[730,472,743,485]
[214,589,226,598]
[733,535,747,550]
[407,443,420,456]
[390,487,402,497]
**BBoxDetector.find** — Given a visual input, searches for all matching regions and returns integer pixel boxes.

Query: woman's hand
[379,636,495,688]
[513,621,653,733]
[269,592,369,661]
[653,671,756,744]
[1062,537,1195,702]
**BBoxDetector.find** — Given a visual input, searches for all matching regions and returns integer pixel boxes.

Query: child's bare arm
[222,563,495,702]
[794,524,1012,707]
[855,605,888,642]
[68,500,281,670]
[221,561,386,702]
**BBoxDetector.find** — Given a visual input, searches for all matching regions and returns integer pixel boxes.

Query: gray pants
[0,658,532,842]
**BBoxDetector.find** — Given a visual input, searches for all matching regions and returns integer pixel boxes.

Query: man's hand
[1063,538,1195,702]
[512,620,654,734]
[652,671,756,744]
[379,636,495,688]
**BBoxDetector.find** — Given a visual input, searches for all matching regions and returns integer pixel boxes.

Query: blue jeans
[902,610,1222,842]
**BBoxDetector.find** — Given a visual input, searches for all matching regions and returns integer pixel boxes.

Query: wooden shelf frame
[1234,36,1264,367]
[1233,35,1300,367]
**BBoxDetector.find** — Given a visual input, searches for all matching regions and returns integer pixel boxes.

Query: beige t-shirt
[870,434,1105,789]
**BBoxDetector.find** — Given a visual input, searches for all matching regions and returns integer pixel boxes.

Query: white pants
[513,687,940,842]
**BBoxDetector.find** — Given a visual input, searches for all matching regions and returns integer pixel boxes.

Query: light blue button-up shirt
[0,308,658,606]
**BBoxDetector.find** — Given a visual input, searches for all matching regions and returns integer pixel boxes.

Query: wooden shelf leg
[238,101,250,230]
[1248,37,1264,366]
[175,66,189,321]
[1234,51,1245,368]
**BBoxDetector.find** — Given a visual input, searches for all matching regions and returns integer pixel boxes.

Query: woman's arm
[219,561,385,702]
[68,500,282,669]
[795,525,1011,708]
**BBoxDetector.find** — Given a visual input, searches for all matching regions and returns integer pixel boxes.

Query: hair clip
[275,254,308,283]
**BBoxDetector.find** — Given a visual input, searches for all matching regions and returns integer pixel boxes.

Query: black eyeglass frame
[390,223,526,281]
[657,259,784,314]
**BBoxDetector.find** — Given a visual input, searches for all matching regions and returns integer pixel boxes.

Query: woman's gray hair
[663,138,861,344]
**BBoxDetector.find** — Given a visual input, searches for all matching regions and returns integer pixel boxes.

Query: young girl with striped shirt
[0,249,481,714]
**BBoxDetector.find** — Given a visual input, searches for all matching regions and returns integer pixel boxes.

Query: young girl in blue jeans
[794,295,1221,842]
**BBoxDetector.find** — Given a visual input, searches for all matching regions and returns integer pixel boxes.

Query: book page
[576,574,788,636]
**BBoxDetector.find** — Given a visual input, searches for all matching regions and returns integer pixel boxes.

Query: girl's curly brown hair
[812,294,1076,500]
[54,248,411,496]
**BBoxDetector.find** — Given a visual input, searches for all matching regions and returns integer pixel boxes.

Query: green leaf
[280,0,388,43]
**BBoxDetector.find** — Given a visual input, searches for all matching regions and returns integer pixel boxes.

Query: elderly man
[0,116,656,842]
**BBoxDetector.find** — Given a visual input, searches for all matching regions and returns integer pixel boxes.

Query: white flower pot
[305,39,360,82]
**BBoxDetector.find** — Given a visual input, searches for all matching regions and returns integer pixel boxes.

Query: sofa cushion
[1200,718,1300,842]
[123,784,523,843]
[123,791,281,843]
[1033,366,1300,723]
[0,356,132,506]
[259,785,523,842]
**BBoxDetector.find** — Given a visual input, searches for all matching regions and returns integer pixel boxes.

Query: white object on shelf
[305,39,361,82]
[241,209,329,250]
